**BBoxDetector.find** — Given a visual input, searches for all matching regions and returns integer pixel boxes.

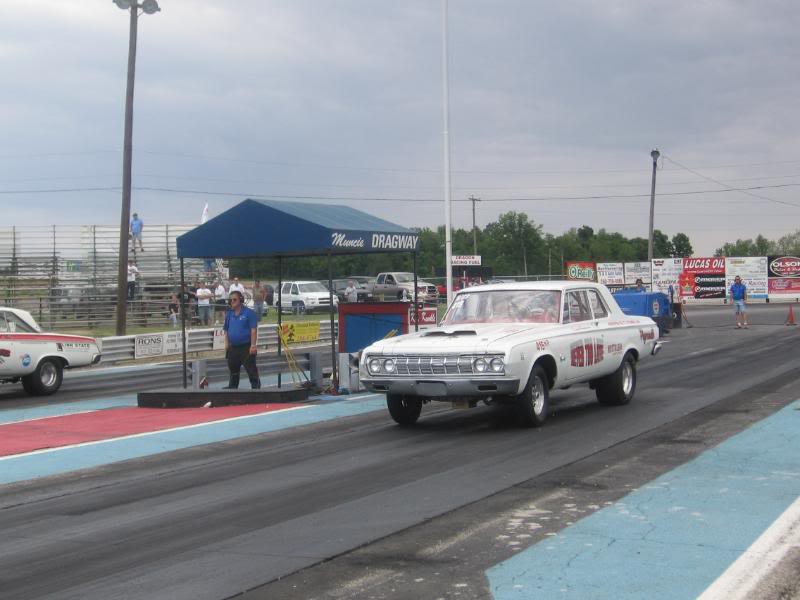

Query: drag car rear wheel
[387,394,422,426]
[596,352,636,406]
[22,358,63,396]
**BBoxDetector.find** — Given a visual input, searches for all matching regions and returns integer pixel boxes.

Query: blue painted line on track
[0,393,387,485]
[486,400,800,600]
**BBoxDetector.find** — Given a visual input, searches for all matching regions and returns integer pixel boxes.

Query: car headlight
[383,358,396,373]
[490,357,504,373]
[473,357,488,373]
[368,358,382,374]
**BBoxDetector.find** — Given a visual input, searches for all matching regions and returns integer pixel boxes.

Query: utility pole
[469,195,480,255]
[113,0,160,336]
[647,148,660,262]
[441,0,454,307]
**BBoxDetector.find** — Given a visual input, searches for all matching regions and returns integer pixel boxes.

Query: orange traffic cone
[786,304,797,326]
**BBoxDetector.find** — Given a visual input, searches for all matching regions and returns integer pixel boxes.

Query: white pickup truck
[371,272,438,301]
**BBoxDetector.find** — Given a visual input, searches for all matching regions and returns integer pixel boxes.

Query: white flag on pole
[201,203,209,224]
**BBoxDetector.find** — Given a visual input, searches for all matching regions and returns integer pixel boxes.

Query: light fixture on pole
[647,148,660,262]
[442,0,454,307]
[113,0,160,336]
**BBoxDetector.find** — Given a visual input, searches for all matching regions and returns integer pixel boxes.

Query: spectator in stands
[196,282,213,326]
[130,212,144,252]
[168,293,180,328]
[223,290,261,389]
[179,284,196,323]
[229,277,245,295]
[214,280,227,325]
[127,259,140,300]
[252,280,265,319]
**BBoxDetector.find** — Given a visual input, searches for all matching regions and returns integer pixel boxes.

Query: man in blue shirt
[730,275,748,329]
[223,290,261,389]
[130,212,144,252]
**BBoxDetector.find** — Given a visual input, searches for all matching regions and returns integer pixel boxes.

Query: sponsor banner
[624,262,651,285]
[596,262,624,287]
[134,332,184,359]
[682,257,725,274]
[408,306,438,330]
[213,328,226,350]
[452,255,481,266]
[565,261,596,281]
[768,256,800,278]
[768,278,800,295]
[725,257,768,299]
[330,230,419,252]
[680,257,725,299]
[651,258,683,295]
[280,321,321,343]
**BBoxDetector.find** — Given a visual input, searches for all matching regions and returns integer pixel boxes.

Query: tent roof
[176,199,420,258]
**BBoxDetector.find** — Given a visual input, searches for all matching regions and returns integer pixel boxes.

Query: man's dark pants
[226,343,261,389]
[127,281,136,300]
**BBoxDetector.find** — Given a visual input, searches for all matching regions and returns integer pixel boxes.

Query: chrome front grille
[393,355,474,376]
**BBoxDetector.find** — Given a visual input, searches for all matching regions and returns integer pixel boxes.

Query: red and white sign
[769,256,800,278]
[768,278,800,295]
[408,306,438,330]
[682,257,725,274]
[452,255,482,266]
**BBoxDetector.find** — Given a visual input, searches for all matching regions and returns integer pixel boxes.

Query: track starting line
[0,404,303,457]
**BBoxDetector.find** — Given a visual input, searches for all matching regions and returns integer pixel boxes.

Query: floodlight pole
[647,148,660,262]
[114,0,158,335]
[442,0,454,308]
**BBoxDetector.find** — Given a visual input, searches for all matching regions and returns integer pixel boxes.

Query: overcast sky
[1,0,798,255]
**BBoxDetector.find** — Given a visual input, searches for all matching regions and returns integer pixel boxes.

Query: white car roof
[457,280,607,294]
[0,307,42,331]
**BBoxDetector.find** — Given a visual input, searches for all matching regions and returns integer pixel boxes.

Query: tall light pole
[647,148,660,262]
[113,0,160,336]
[441,0,454,307]
[469,195,480,255]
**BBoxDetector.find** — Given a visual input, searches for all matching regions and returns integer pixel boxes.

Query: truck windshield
[441,290,562,325]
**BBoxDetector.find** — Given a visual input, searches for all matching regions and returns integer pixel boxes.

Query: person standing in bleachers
[127,259,140,300]
[130,212,144,252]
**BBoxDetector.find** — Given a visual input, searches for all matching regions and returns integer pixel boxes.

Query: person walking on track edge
[223,290,261,389]
[730,275,748,329]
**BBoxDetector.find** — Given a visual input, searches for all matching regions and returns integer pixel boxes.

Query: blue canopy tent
[175,199,422,389]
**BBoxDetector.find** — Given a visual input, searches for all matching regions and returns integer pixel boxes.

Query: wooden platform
[137,385,311,408]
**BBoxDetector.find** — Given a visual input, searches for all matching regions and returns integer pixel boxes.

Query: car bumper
[361,376,520,398]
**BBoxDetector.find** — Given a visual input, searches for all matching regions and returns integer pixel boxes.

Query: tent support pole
[328,251,337,389]
[413,252,419,332]
[180,258,187,389]
[277,256,282,389]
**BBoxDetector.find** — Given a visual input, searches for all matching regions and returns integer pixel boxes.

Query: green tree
[671,233,693,257]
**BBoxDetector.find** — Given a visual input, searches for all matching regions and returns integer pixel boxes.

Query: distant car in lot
[278,281,339,314]
[0,307,101,396]
[327,278,372,302]
[360,281,662,427]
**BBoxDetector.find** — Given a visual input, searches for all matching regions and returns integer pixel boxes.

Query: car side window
[0,313,8,332]
[291,284,299,295]
[567,291,592,322]
[7,313,35,333]
[587,290,609,319]
[376,274,385,284]
[281,283,291,294]
[386,275,395,284]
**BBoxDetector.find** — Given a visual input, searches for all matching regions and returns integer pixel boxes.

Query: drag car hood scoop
[422,330,477,337]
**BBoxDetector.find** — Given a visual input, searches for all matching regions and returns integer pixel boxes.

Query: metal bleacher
[0,224,221,331]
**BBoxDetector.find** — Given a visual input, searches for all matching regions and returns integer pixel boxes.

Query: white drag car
[0,307,101,396]
[360,281,662,427]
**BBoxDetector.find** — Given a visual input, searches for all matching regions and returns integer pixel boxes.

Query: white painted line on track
[697,495,800,600]
[0,404,312,461]
[687,347,716,357]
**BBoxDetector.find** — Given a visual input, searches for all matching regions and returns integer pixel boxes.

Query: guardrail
[98,320,337,364]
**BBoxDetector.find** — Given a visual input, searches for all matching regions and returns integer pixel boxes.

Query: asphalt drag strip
[255,357,800,599]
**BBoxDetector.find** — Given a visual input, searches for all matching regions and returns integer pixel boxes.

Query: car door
[585,288,615,377]
[279,282,292,311]
[561,290,601,381]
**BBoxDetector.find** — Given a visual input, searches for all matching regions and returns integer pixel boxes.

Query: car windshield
[298,282,328,293]
[441,289,562,325]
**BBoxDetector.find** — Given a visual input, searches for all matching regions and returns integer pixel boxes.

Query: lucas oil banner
[680,257,725,299]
